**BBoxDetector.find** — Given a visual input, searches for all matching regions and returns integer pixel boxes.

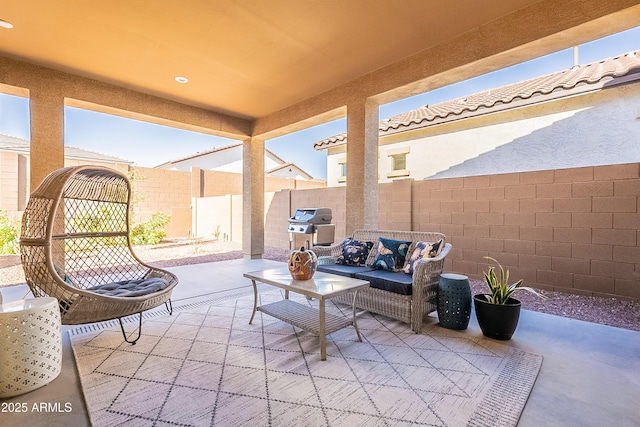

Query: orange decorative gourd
[288,245,318,280]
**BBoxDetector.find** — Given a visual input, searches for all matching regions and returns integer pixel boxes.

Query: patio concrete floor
[1,258,639,426]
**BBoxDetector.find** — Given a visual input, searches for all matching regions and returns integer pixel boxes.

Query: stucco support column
[345,97,379,234]
[242,137,265,259]
[29,88,64,191]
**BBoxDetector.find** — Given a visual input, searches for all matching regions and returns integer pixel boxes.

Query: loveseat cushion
[87,277,170,297]
[317,264,374,278]
[355,269,414,296]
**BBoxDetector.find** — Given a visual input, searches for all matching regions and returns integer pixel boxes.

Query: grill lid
[288,208,332,224]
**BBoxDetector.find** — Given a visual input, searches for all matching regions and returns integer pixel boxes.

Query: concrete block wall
[265,176,326,192]
[263,186,347,249]
[294,180,328,190]
[378,179,413,231]
[120,167,323,238]
[10,154,638,299]
[2,152,327,239]
[1,156,127,217]
[122,167,324,238]
[290,186,347,244]
[265,177,292,193]
[202,169,242,197]
[264,190,292,249]
[401,164,640,300]
[64,159,129,172]
[268,163,640,300]
[130,166,192,237]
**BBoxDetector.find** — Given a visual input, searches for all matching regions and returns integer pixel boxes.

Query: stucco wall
[193,195,234,241]
[0,152,23,214]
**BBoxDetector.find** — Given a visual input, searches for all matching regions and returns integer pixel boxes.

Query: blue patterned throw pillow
[372,237,411,271]
[336,238,374,266]
[403,239,444,275]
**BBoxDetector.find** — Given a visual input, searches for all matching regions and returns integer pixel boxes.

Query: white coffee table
[244,267,369,361]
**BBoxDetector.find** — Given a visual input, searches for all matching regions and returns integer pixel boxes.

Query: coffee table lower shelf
[257,299,353,336]
[245,268,369,360]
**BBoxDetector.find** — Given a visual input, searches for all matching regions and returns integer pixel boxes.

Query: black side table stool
[437,273,471,330]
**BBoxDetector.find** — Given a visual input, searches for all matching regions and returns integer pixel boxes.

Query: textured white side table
[0,297,63,398]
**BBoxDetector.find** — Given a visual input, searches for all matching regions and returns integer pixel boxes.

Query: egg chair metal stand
[19,166,178,344]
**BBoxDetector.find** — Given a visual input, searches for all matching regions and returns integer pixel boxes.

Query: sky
[1,26,639,180]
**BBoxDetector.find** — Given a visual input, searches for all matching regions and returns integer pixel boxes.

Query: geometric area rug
[69,289,543,427]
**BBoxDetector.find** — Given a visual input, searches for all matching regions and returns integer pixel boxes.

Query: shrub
[131,212,171,245]
[0,210,20,255]
[66,207,126,252]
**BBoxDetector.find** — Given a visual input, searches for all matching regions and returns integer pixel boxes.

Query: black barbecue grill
[287,208,335,247]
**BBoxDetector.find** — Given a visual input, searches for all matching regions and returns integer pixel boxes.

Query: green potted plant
[474,256,547,340]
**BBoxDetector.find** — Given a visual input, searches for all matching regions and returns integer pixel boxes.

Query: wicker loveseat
[313,229,451,333]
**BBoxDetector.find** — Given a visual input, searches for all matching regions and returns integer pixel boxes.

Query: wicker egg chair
[20,165,178,344]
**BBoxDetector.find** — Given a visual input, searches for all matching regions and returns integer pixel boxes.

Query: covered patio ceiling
[2,0,548,120]
[1,0,637,129]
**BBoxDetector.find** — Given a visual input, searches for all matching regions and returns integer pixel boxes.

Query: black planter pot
[473,294,521,340]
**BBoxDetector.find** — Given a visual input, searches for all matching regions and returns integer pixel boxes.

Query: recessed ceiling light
[0,19,13,29]
[175,76,189,84]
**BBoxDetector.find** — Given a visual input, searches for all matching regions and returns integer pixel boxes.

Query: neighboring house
[314,51,640,186]
[0,134,132,213]
[155,142,316,181]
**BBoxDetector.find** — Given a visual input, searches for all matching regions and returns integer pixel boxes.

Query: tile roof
[0,134,132,163]
[314,50,640,150]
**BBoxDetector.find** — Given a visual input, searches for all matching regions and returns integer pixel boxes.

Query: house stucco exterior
[319,53,640,186]
[156,142,317,181]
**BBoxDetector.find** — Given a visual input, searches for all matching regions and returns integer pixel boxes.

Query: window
[392,153,406,171]
[386,147,409,179]
[338,161,347,183]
